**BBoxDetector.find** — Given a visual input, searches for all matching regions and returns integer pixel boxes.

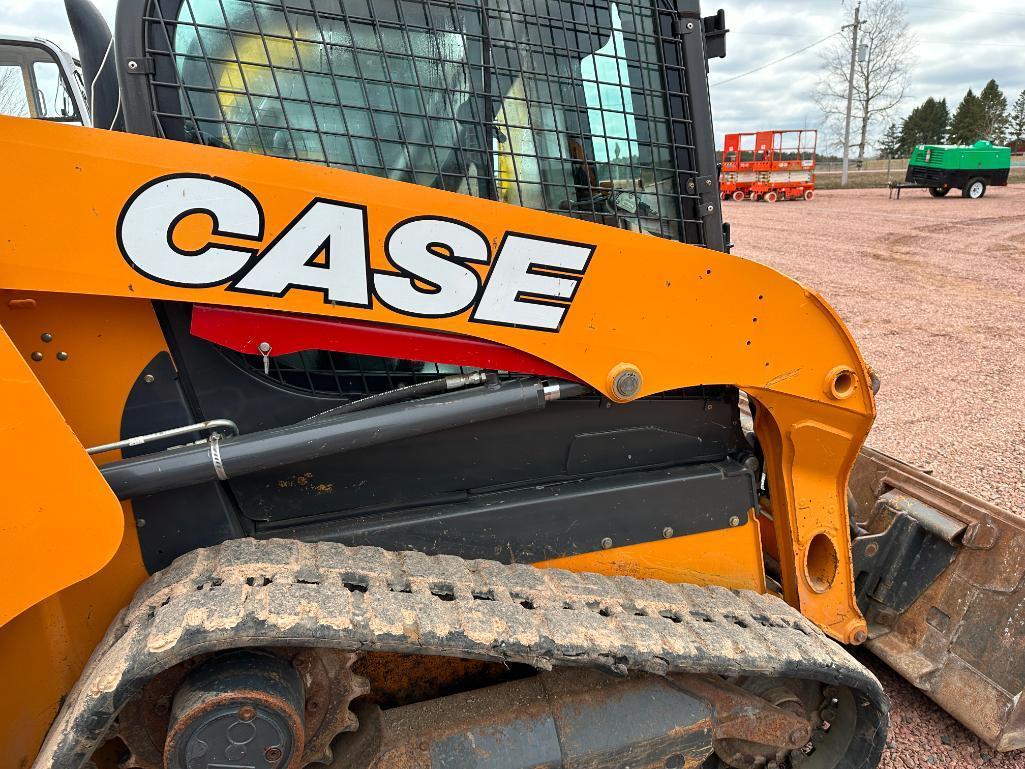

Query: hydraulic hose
[101,378,587,500]
[305,371,488,422]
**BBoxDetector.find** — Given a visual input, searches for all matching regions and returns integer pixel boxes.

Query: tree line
[880,81,1025,158]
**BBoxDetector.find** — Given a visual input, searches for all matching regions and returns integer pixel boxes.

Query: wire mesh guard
[249,349,480,396]
[140,0,705,395]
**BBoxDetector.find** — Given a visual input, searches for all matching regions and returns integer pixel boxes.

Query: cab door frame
[0,36,91,126]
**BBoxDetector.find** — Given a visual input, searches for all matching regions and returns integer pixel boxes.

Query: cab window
[33,59,79,120]
[0,63,31,117]
[0,42,82,123]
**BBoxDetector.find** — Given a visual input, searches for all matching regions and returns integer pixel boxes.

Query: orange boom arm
[0,117,873,642]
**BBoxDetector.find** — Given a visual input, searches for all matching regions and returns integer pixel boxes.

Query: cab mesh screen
[133,0,709,395]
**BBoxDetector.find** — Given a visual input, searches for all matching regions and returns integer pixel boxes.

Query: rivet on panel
[607,363,643,403]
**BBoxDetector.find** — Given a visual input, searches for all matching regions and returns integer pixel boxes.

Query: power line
[729,32,1025,48]
[729,29,1025,48]
[728,30,1025,48]
[904,2,1025,19]
[727,31,827,39]
[710,30,1025,90]
[710,32,841,87]
[919,39,1025,49]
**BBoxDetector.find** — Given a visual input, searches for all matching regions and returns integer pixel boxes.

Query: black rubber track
[33,539,888,769]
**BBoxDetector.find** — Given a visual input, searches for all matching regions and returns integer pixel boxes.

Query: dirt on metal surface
[352,652,516,709]
[117,648,364,769]
[851,448,1025,752]
[726,185,1025,517]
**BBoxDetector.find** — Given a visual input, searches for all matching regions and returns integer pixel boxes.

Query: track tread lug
[34,539,888,769]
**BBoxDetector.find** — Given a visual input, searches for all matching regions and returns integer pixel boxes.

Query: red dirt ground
[727,184,1025,517]
[725,184,1025,768]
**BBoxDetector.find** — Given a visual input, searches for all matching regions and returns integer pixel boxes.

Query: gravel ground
[725,185,1025,768]
[859,652,1023,769]
[726,184,1025,516]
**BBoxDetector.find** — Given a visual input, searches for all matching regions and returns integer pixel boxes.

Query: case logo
[117,174,595,332]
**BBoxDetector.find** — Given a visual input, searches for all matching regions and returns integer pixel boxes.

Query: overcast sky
[706,1,1025,150]
[3,0,1023,151]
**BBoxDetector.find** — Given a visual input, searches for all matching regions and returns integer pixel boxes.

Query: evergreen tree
[898,110,921,154]
[879,122,901,157]
[978,79,1009,144]
[1008,89,1025,146]
[948,89,988,145]
[898,97,949,153]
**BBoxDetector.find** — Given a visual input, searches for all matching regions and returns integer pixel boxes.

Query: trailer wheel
[732,191,745,202]
[763,191,778,203]
[929,186,950,197]
[720,191,727,201]
[803,190,815,201]
[962,178,987,199]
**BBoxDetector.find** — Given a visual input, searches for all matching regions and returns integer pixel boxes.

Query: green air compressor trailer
[904,140,1011,199]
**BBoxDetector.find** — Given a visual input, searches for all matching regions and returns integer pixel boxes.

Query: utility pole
[841,2,863,187]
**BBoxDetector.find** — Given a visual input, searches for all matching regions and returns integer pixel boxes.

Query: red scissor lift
[720,129,817,202]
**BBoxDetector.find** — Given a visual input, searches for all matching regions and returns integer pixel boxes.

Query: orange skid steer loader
[0,2,1022,768]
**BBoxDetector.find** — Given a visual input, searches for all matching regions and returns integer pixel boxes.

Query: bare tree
[0,66,30,117]
[813,0,915,166]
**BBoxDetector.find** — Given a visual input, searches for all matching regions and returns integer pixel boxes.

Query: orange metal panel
[0,291,160,764]
[538,512,766,593]
[722,132,743,170]
[0,117,873,645]
[0,317,122,628]
[754,130,776,163]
